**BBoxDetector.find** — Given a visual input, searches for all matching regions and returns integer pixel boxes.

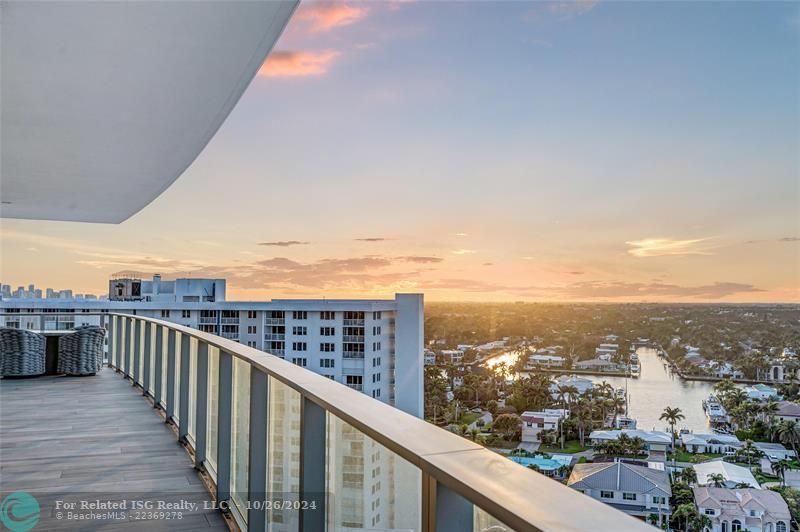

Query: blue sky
[2,1,798,301]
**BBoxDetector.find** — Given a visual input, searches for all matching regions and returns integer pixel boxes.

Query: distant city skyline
[1,1,798,302]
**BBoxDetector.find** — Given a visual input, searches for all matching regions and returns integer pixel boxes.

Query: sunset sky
[1,0,798,302]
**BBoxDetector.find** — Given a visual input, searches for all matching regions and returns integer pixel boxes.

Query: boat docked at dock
[702,395,730,425]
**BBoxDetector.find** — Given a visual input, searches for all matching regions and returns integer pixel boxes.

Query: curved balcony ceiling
[0,0,297,223]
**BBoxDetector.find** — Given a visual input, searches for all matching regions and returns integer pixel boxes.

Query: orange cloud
[295,2,368,33]
[258,50,340,77]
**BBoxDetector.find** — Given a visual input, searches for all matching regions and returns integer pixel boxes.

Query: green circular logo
[0,492,40,532]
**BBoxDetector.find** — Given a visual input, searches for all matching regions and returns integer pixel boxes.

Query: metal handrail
[1,312,650,531]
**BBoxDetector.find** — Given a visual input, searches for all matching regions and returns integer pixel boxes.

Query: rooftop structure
[568,462,671,526]
[693,459,761,489]
[589,429,673,451]
[693,487,790,532]
[680,432,741,454]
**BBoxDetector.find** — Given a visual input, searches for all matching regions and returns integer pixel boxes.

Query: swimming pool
[508,454,572,471]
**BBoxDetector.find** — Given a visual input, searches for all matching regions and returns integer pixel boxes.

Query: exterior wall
[578,489,670,518]
[393,294,424,418]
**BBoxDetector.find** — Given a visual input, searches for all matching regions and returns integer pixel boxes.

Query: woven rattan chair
[0,327,46,377]
[57,326,106,375]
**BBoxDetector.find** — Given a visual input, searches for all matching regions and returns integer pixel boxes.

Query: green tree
[493,413,522,441]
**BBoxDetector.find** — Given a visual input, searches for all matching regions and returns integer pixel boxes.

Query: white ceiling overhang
[0,0,297,223]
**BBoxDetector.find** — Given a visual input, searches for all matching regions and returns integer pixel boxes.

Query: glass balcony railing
[1,312,653,532]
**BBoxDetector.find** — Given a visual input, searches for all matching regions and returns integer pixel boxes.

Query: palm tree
[776,420,800,456]
[556,385,578,449]
[738,439,762,468]
[660,406,686,453]
[771,458,792,487]
[691,512,712,532]
[707,472,726,488]
[680,467,698,485]
[672,503,699,532]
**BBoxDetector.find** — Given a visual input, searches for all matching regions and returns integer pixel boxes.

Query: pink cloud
[258,50,340,77]
[295,2,368,33]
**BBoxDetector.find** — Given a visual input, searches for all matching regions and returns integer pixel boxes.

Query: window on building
[247,341,256,348]
[293,326,307,336]
[732,520,742,532]
[161,310,170,318]
[344,311,364,320]
[373,311,382,320]
[600,491,613,499]
[345,375,363,388]
[704,509,714,516]
[321,311,335,320]
[247,325,257,335]
[320,343,335,352]
[320,358,335,368]
[247,311,257,319]
[721,522,728,532]
[292,342,307,352]
[292,311,307,320]
[622,493,636,501]
[292,357,307,367]
[777,522,787,532]
[181,310,190,318]
[372,341,381,351]
[320,327,335,336]
[652,496,665,505]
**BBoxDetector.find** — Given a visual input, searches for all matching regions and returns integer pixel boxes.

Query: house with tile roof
[567,462,671,526]
[693,487,790,532]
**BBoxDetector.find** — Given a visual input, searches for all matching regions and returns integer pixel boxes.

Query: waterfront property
[680,432,741,454]
[742,384,781,401]
[589,429,674,453]
[693,460,761,489]
[550,374,596,396]
[693,487,790,532]
[575,358,626,372]
[568,462,671,526]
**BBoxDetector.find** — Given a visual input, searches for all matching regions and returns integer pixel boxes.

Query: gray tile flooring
[0,370,228,530]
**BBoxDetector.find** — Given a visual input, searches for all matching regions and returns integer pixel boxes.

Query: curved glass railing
[1,311,653,531]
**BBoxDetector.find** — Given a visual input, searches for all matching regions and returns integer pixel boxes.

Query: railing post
[106,315,115,368]
[194,342,209,468]
[125,317,133,378]
[247,368,269,530]
[422,472,436,532]
[143,322,152,396]
[166,330,177,422]
[216,351,233,504]
[178,334,191,442]
[153,326,164,408]
[132,319,141,386]
[299,397,326,532]
[435,481,474,532]
[115,316,123,371]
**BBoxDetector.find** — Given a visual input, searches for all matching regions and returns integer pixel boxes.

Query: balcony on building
[0,1,652,530]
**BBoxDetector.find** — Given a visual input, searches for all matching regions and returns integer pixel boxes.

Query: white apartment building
[0,281,423,418]
[1,278,425,531]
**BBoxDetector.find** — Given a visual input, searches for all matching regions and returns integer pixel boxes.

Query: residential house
[693,460,761,489]
[681,433,741,454]
[589,429,673,452]
[528,354,566,368]
[742,384,780,402]
[550,375,595,396]
[521,409,568,443]
[440,349,465,364]
[424,350,437,365]
[693,487,790,532]
[774,401,800,423]
[568,462,671,526]
[575,359,624,372]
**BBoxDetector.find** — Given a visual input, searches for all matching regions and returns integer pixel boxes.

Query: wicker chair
[0,328,46,377]
[57,326,106,376]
